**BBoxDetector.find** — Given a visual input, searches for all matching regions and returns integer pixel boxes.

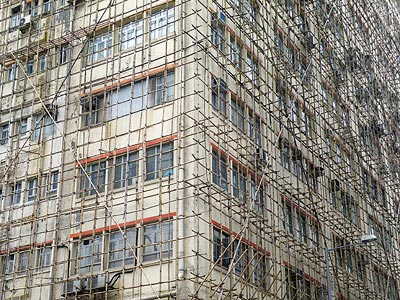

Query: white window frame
[120,20,143,50]
[87,32,113,64]
[108,228,136,268]
[27,178,37,202]
[80,161,106,196]
[0,124,9,145]
[145,142,174,181]
[150,7,174,40]
[37,247,52,269]
[142,221,173,262]
[113,152,138,189]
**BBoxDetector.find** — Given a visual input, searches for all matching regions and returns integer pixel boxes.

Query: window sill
[144,174,175,185]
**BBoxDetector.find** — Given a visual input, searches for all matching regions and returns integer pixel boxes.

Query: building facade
[0,0,399,299]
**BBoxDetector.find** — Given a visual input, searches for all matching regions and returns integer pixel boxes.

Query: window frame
[145,142,174,181]
[149,7,175,40]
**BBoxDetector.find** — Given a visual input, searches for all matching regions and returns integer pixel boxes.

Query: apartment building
[0,0,399,299]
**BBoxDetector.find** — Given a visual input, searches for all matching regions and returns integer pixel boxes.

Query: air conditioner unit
[19,15,32,30]
[65,279,85,294]
[87,274,106,290]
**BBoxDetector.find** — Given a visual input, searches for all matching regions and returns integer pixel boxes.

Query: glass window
[37,247,52,269]
[26,60,34,75]
[282,201,293,234]
[81,95,104,127]
[109,228,136,268]
[229,36,242,68]
[149,71,175,106]
[232,164,246,203]
[253,252,267,288]
[211,76,227,116]
[245,53,259,84]
[43,0,51,14]
[211,12,225,52]
[6,64,16,81]
[142,221,173,262]
[19,118,28,136]
[145,142,174,180]
[80,161,106,196]
[18,252,29,272]
[212,227,230,268]
[113,152,138,189]
[233,240,247,277]
[39,54,47,71]
[87,32,113,64]
[231,97,245,131]
[0,124,9,145]
[48,172,59,194]
[6,254,15,273]
[27,178,37,202]
[58,45,68,64]
[211,149,228,191]
[12,181,22,205]
[76,236,102,274]
[120,20,143,50]
[150,7,174,40]
[10,6,21,28]
[32,114,56,142]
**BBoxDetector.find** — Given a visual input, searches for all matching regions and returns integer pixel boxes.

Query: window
[109,71,174,119]
[59,0,67,7]
[274,27,284,56]
[250,177,263,210]
[279,139,291,170]
[142,221,173,262]
[19,118,28,136]
[233,240,248,277]
[80,161,106,196]
[43,0,51,14]
[149,71,175,106]
[47,172,59,194]
[6,254,15,273]
[81,94,105,127]
[27,1,39,17]
[11,181,22,205]
[231,96,245,131]
[282,201,293,234]
[309,223,319,250]
[58,45,68,64]
[253,252,267,288]
[150,7,174,40]
[211,76,227,116]
[113,152,138,189]
[75,236,102,274]
[6,64,16,81]
[27,178,37,202]
[229,36,242,68]
[109,228,136,268]
[213,227,230,268]
[0,124,9,145]
[211,12,225,51]
[87,32,113,64]
[120,20,144,50]
[297,213,307,244]
[232,164,246,203]
[26,60,34,75]
[248,111,261,145]
[245,53,259,85]
[212,149,228,191]
[37,247,52,269]
[145,142,174,180]
[18,251,29,272]
[39,54,47,71]
[10,6,21,28]
[32,114,56,141]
